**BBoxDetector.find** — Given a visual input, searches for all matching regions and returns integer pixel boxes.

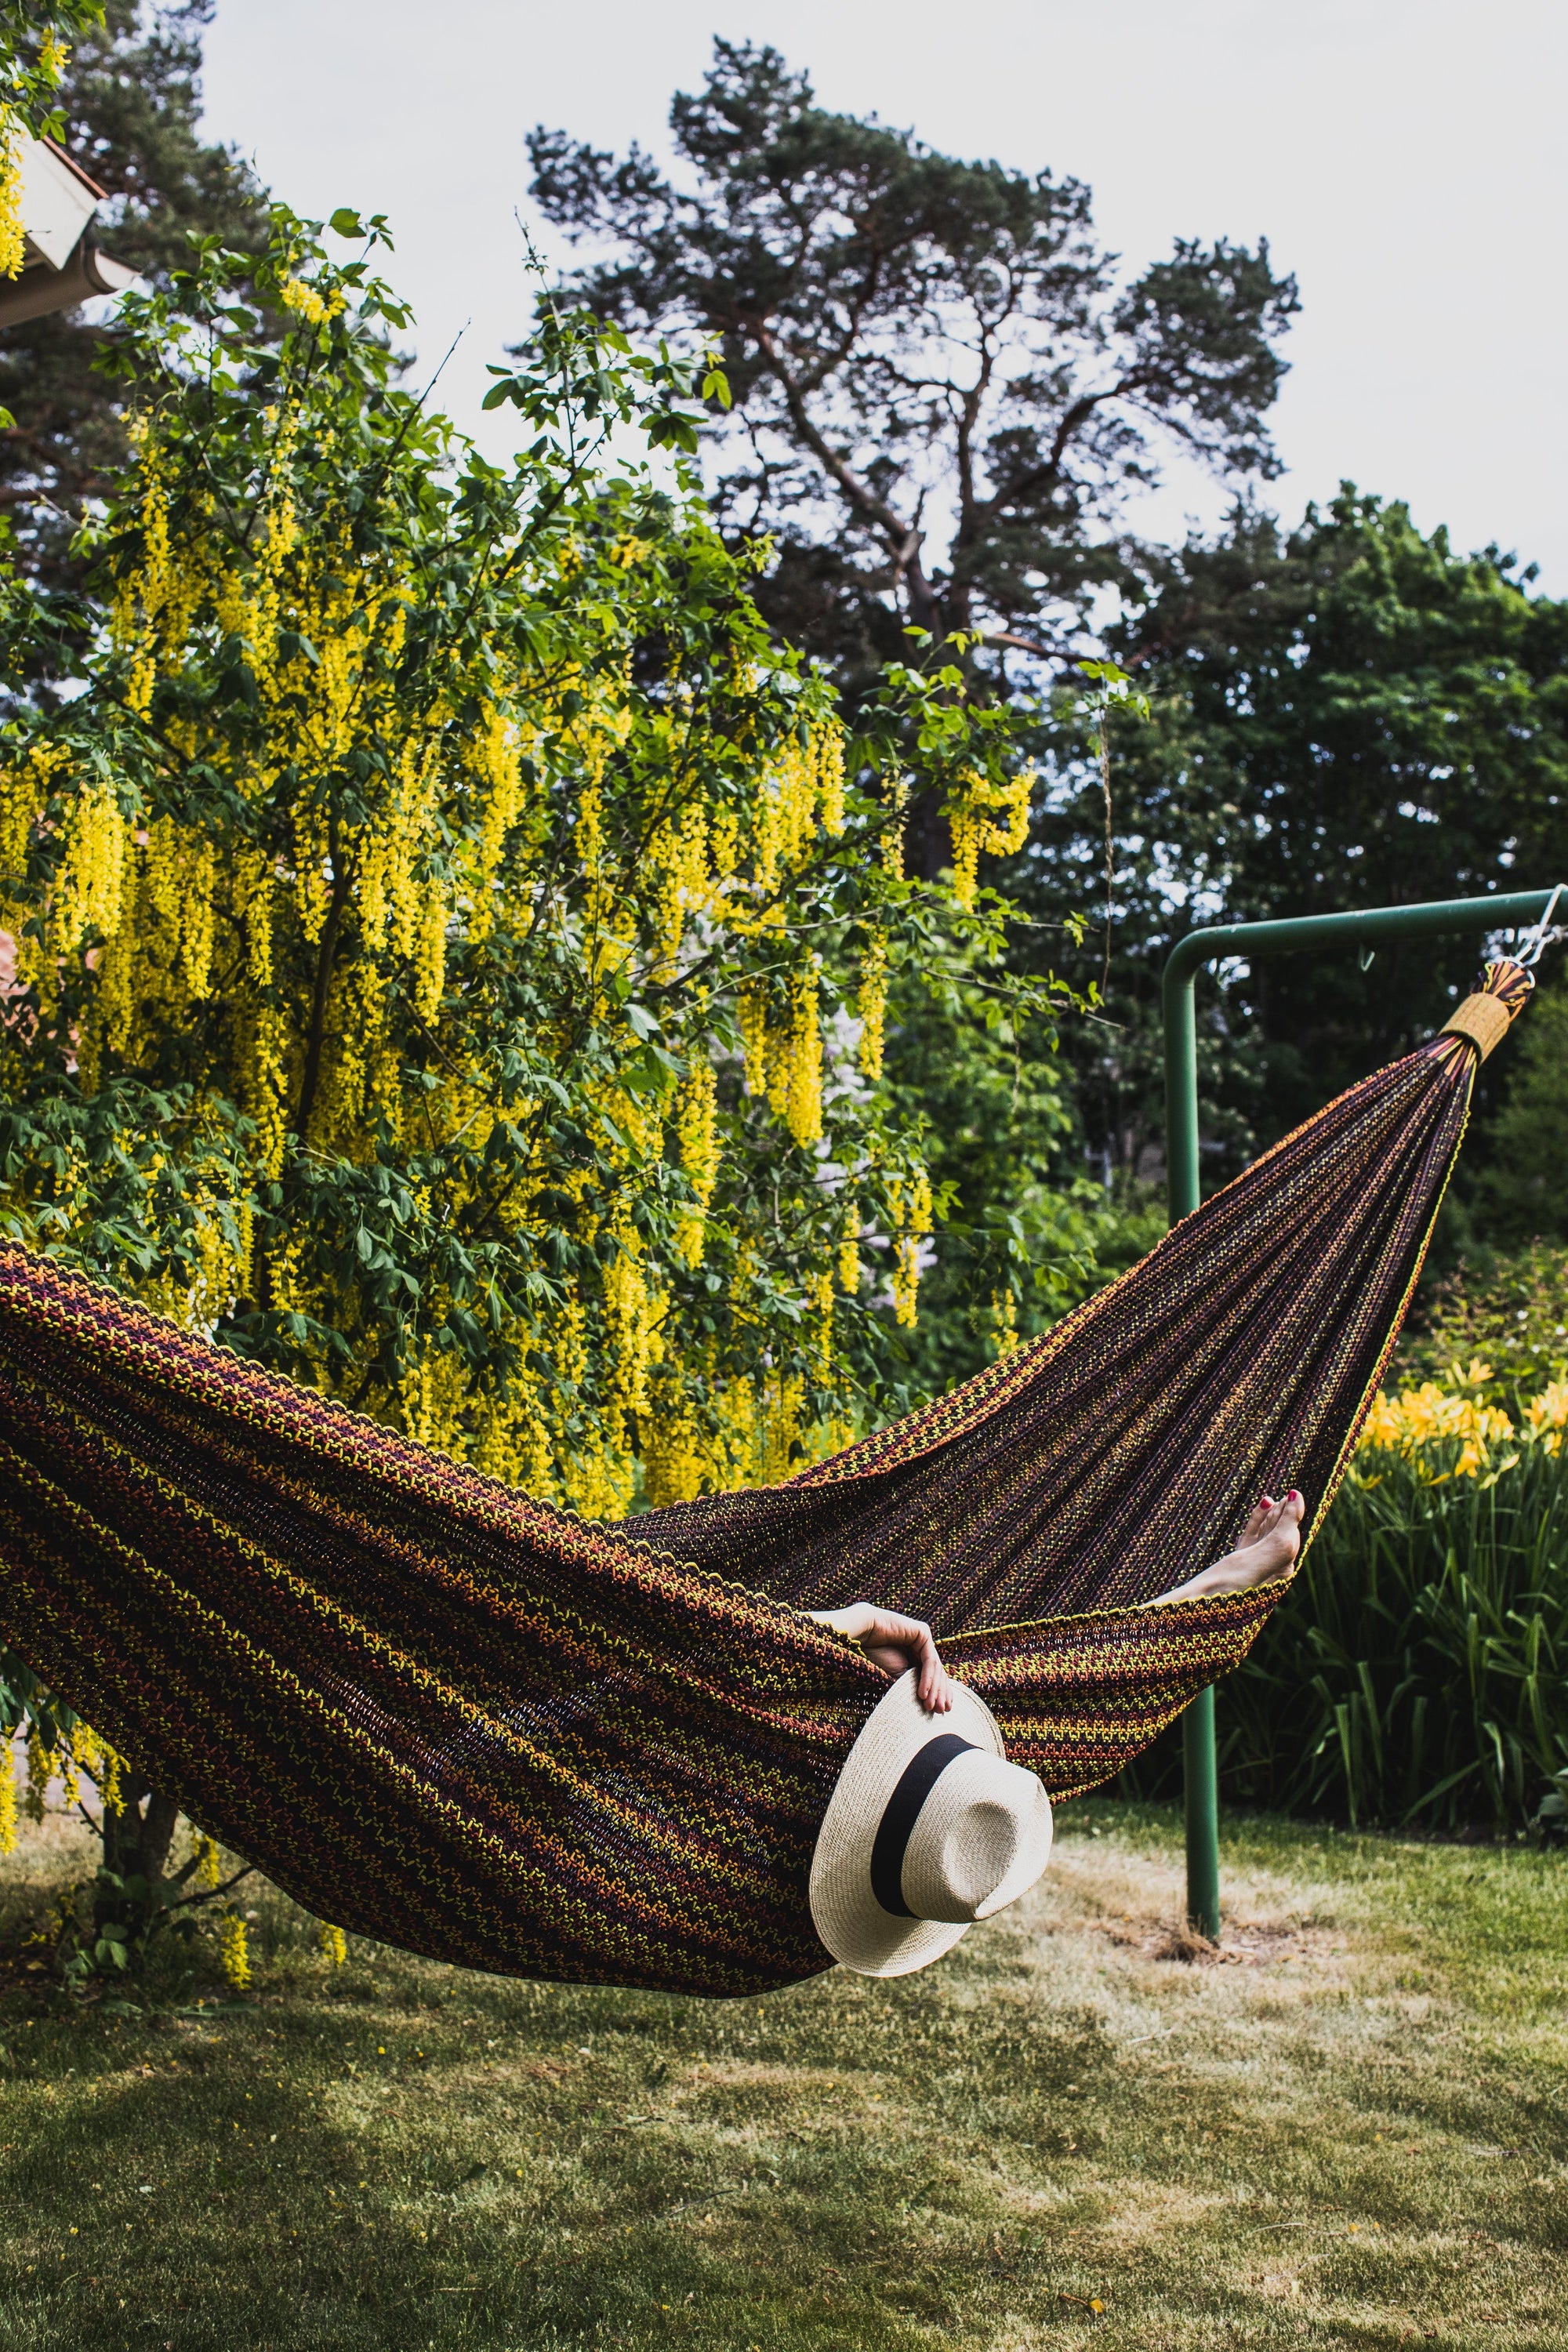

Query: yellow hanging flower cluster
[808,1269,835,1380]
[838,1196,861,1297]
[736,980,768,1098]
[24,1722,55,1822]
[318,1922,348,1966]
[783,964,822,1146]
[0,1742,16,1854]
[652,802,709,968]
[194,1833,223,1890]
[0,107,24,283]
[111,426,194,718]
[0,748,74,1000]
[278,275,346,328]
[401,1345,475,1457]
[750,720,845,898]
[602,1218,654,1432]
[51,782,132,960]
[947,766,1033,912]
[673,1055,720,1269]
[0,742,55,885]
[642,1377,707,1506]
[857,931,887,1080]
[989,1287,1019,1358]
[218,1911,252,1989]
[465,702,528,939]
[735,967,823,1146]
[887,1168,932,1330]
[71,1721,125,1817]
[750,1369,804,1486]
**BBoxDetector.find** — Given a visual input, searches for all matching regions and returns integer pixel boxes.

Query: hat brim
[810,1670,1013,1978]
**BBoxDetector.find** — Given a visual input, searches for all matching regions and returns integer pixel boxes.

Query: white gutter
[0,132,138,328]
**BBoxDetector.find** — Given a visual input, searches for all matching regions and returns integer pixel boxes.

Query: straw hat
[809,1669,1054,1977]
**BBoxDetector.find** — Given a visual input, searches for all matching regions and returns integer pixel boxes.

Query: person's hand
[808,1602,954,1713]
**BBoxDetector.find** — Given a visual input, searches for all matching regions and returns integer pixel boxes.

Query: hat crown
[809,1670,1055,1978]
[901,1751,1041,1923]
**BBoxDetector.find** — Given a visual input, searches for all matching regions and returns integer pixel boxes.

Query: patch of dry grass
[2,1798,1565,2349]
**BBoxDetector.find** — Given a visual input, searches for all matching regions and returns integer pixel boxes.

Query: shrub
[1216,1372,1568,1831]
[1398,1240,1568,1406]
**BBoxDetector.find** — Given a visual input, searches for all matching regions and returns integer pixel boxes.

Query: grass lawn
[2,1798,1565,2350]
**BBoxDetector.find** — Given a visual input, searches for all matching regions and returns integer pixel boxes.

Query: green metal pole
[1162,885,1560,1937]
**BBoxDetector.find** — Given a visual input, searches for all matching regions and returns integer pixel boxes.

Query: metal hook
[1357,943,1376,972]
[1518,883,1565,968]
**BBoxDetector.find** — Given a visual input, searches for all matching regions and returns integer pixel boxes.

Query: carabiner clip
[1518,883,1565,969]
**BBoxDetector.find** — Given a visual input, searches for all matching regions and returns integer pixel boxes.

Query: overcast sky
[200,0,1568,595]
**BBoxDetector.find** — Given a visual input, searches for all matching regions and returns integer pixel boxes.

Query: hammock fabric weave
[0,961,1531,1996]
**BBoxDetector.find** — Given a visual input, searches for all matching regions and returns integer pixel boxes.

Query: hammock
[0,961,1530,1997]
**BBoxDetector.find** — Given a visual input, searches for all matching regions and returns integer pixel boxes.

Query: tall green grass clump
[1219,1350,1568,1832]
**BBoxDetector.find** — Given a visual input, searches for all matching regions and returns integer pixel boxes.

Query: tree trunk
[94,1773,180,1938]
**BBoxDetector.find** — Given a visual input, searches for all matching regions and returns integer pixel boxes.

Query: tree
[1016,490,1568,1189]
[1475,983,1568,1248]
[0,209,1056,1976]
[879,928,1112,1396]
[0,1,267,586]
[528,39,1298,740]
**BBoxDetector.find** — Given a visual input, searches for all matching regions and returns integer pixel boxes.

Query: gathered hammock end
[0,958,1535,1996]
[1448,964,1533,1058]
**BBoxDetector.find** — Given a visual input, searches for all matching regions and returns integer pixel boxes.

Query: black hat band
[868,1733,978,1918]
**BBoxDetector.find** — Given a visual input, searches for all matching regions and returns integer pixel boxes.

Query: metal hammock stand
[1164,889,1563,1936]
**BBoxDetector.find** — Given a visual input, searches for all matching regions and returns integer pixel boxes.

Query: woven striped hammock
[0,962,1531,1995]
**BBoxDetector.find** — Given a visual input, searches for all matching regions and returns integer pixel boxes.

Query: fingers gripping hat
[810,1671,1054,1977]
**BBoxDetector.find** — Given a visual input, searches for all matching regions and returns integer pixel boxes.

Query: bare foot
[807,1602,955,1713]
[1145,1490,1305,1609]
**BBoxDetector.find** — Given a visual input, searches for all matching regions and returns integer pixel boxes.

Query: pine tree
[529,39,1298,731]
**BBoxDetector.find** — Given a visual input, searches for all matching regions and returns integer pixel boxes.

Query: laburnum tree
[0,210,1062,1976]
[528,38,1299,727]
[0,0,103,158]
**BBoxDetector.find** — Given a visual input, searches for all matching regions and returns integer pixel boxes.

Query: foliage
[0,2,102,150]
[0,0,103,289]
[878,926,1114,1395]
[0,1,269,590]
[1397,1240,1568,1406]
[1174,1374,1568,1834]
[525,34,1297,1308]
[1475,979,1568,1247]
[0,201,1065,1960]
[528,38,1298,728]
[0,1656,252,1982]
[1020,491,1568,1185]
[0,208,1058,1510]
[0,207,1067,1966]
